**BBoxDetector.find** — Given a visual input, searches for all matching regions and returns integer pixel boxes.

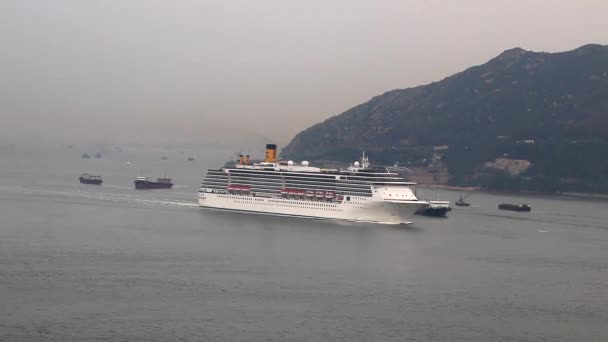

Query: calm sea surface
[1,144,607,341]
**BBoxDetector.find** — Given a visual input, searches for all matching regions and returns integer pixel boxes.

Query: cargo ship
[79,173,102,185]
[198,144,429,224]
[498,203,531,212]
[134,176,173,189]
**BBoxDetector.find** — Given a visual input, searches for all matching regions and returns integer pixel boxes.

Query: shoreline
[415,184,608,201]
[416,184,480,191]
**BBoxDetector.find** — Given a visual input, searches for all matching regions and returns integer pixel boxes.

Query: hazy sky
[1,0,607,145]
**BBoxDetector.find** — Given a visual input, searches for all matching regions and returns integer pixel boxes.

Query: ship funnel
[264,144,277,163]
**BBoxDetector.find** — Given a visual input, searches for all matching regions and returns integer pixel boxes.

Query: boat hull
[134,181,173,189]
[498,204,531,212]
[418,207,450,217]
[79,178,102,185]
[198,192,427,225]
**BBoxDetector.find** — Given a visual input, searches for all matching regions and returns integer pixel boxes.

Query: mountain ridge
[281,44,608,193]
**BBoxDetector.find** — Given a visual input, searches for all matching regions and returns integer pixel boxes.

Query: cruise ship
[198,144,429,224]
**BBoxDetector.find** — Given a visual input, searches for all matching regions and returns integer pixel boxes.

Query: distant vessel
[161,156,168,160]
[187,157,195,161]
[79,173,102,185]
[417,200,451,217]
[94,153,102,158]
[498,203,531,212]
[134,176,173,189]
[81,153,91,158]
[198,144,428,224]
[455,194,470,206]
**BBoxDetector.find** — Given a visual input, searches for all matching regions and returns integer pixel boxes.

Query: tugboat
[134,176,173,189]
[417,200,451,217]
[455,194,470,206]
[498,203,531,212]
[79,173,102,185]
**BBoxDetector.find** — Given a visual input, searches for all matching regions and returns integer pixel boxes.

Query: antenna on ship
[361,151,370,168]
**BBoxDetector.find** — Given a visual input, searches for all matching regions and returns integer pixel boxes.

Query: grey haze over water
[2,0,608,145]
[1,145,607,341]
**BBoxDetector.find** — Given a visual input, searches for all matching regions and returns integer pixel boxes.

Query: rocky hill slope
[281,44,608,192]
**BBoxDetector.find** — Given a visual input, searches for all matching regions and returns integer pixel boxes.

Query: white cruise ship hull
[198,192,427,225]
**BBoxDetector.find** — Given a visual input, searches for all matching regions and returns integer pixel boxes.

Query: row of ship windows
[210,169,400,176]
[216,194,342,207]
[232,201,344,212]
[217,195,264,202]
[203,186,372,197]
[215,194,370,209]
[268,199,338,208]
[204,173,380,184]
[229,175,374,184]
[203,179,372,190]
[215,170,402,180]
[203,184,371,193]
[205,174,372,184]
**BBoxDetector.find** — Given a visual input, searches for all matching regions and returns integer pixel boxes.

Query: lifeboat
[306,190,315,197]
[315,191,325,198]
[324,191,335,199]
[228,185,251,193]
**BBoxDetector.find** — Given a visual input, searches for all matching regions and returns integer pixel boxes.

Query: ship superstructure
[198,144,428,224]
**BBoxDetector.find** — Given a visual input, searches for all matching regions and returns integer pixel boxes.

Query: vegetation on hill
[281,44,608,193]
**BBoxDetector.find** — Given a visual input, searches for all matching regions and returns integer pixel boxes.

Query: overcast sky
[1,0,607,145]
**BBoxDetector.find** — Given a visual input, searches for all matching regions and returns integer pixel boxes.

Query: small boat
[455,194,470,206]
[161,156,168,160]
[187,157,195,161]
[417,200,451,217]
[81,153,91,158]
[134,176,173,189]
[79,173,102,185]
[498,203,531,212]
[93,153,102,158]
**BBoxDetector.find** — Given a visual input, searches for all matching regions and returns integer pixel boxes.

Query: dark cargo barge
[498,203,531,212]
[134,176,173,189]
[79,174,102,185]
